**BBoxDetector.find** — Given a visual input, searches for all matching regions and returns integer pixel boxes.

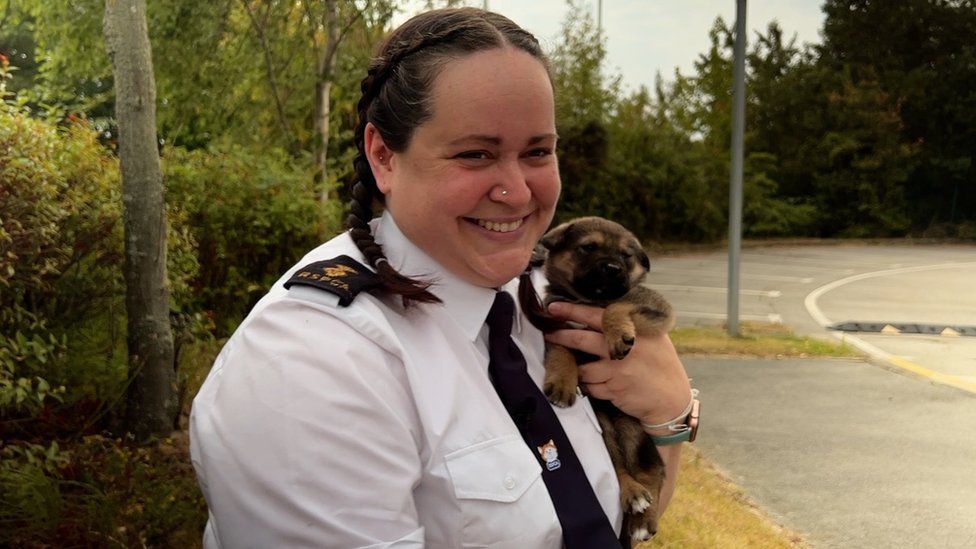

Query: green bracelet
[649,428,692,446]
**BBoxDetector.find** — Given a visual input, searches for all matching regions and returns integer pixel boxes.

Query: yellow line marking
[887,356,976,394]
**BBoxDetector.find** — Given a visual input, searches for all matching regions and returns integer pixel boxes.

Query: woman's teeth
[476,218,523,233]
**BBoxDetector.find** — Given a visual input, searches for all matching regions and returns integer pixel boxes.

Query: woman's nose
[491,161,531,203]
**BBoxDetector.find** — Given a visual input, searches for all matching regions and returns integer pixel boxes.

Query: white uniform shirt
[190,212,622,548]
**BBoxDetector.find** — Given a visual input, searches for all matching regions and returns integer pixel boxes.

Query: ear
[638,248,650,270]
[364,122,394,194]
[540,221,573,251]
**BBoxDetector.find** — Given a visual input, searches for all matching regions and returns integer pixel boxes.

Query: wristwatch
[648,398,700,445]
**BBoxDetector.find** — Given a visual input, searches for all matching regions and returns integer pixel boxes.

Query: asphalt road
[685,356,976,548]
[652,243,976,548]
[653,243,976,388]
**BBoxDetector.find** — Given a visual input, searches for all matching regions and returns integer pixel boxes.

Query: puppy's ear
[540,221,573,251]
[637,248,650,270]
[529,242,548,268]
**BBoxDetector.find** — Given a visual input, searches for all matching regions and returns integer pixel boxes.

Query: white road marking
[654,284,782,298]
[804,261,976,395]
[714,257,857,274]
[654,267,814,284]
[803,262,976,328]
[678,311,783,324]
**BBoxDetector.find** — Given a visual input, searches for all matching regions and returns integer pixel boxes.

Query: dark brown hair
[348,7,550,306]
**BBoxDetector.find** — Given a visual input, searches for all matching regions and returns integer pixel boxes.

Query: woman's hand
[544,301,691,430]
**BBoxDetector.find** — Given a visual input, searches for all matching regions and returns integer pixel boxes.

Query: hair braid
[348,56,440,307]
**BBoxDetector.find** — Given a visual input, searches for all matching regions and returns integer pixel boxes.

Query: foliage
[0,59,123,420]
[0,434,207,547]
[819,0,976,231]
[547,0,617,224]
[163,143,329,336]
[0,64,204,433]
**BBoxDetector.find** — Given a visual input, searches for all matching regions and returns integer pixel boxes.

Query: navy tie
[486,291,621,548]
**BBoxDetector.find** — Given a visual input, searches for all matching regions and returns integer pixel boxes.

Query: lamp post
[598,0,603,36]
[727,0,746,337]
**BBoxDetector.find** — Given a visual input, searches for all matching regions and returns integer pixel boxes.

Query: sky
[393,1,827,93]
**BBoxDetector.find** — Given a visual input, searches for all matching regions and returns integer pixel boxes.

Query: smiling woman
[189,7,693,548]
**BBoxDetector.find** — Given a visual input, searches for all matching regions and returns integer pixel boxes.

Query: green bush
[163,143,331,336]
[0,94,122,419]
[1,62,196,426]
[2,59,333,427]
[0,435,207,547]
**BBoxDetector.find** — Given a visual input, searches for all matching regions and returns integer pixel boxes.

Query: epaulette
[283,255,381,307]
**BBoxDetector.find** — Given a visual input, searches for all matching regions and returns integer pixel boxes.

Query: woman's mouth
[468,217,525,233]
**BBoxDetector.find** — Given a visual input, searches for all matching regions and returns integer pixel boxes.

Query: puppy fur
[537,216,675,543]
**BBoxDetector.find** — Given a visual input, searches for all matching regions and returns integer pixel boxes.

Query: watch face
[688,399,700,442]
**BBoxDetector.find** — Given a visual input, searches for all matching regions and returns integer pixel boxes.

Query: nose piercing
[501,189,509,196]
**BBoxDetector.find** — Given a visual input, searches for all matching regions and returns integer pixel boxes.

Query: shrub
[0,92,122,420]
[163,143,330,336]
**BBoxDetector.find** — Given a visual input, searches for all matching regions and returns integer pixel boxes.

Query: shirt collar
[374,212,521,342]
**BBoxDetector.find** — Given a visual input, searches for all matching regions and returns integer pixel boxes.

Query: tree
[820,0,976,230]
[103,0,176,439]
[548,0,620,222]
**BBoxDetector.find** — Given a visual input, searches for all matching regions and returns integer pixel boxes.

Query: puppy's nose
[598,261,624,277]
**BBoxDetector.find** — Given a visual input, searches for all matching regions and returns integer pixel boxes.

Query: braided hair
[348,7,549,307]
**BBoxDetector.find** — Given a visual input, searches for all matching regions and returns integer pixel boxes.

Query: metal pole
[727,0,746,337]
[598,0,603,37]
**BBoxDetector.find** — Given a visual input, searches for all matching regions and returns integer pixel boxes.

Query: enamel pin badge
[537,439,561,471]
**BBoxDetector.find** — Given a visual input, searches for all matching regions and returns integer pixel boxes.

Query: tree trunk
[104,0,177,440]
[315,0,339,205]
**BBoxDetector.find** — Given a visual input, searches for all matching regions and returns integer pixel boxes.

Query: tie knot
[486,291,516,337]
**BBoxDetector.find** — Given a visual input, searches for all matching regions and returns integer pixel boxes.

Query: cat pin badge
[537,439,562,471]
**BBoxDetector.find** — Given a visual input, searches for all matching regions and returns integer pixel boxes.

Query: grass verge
[641,447,807,548]
[671,321,860,358]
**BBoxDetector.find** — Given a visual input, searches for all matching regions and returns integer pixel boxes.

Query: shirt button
[503,476,516,490]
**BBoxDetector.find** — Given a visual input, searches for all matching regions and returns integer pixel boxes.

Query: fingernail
[547,302,566,314]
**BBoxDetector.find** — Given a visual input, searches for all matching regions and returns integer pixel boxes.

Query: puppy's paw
[544,380,577,408]
[608,333,636,360]
[618,473,654,514]
[631,525,655,542]
[629,508,659,542]
[629,492,652,513]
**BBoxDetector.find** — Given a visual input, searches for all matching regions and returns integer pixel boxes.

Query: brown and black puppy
[534,216,675,543]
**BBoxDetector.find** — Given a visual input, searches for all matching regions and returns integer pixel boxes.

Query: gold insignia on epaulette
[323,264,357,278]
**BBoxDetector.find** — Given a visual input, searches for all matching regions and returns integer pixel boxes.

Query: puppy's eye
[622,251,634,259]
[580,243,598,253]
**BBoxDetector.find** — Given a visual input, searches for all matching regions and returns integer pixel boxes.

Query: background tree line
[1,0,974,544]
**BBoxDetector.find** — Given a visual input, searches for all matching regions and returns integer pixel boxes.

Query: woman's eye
[525,147,553,158]
[455,150,491,160]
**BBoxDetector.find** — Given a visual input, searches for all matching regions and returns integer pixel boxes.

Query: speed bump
[828,321,976,337]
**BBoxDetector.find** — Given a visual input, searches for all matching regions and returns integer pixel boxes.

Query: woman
[190,8,694,548]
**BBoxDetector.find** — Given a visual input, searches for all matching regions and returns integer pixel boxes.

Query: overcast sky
[394,1,827,93]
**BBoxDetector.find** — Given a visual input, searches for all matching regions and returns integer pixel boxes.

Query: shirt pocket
[444,435,559,548]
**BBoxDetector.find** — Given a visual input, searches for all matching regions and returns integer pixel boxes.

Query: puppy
[528,216,675,543]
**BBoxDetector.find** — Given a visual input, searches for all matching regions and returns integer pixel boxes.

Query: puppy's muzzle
[577,259,629,301]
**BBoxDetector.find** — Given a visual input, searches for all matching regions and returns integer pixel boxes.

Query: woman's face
[370,46,560,288]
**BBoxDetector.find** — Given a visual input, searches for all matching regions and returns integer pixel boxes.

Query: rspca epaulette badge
[283,255,380,307]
